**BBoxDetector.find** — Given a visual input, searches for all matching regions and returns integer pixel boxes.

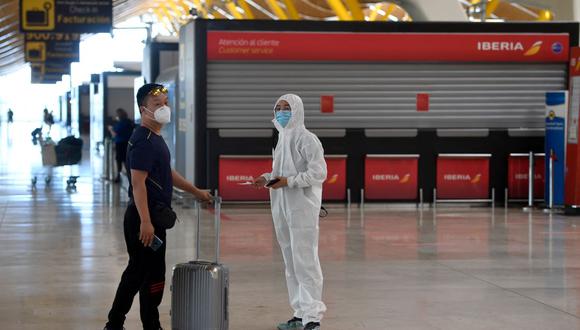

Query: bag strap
[147,177,164,191]
[320,206,328,218]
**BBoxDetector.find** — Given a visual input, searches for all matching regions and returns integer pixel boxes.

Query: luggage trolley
[31,128,83,190]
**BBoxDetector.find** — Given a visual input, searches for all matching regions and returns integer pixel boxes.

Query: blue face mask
[275,111,292,128]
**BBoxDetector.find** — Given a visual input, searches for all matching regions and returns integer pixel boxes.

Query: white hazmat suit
[261,94,327,325]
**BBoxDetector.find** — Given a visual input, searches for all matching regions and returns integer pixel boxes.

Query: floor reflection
[3,121,580,329]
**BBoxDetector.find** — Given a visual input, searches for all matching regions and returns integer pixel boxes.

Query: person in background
[253,94,327,330]
[7,108,13,124]
[43,108,54,134]
[108,108,135,183]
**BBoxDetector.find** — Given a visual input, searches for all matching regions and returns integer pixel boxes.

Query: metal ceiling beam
[225,1,245,19]
[325,0,352,20]
[0,31,20,44]
[0,54,26,74]
[265,0,290,19]
[344,0,364,20]
[282,0,301,19]
[238,0,256,19]
[0,43,23,57]
[245,0,278,19]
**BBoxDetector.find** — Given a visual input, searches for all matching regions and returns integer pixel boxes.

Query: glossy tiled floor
[2,122,580,329]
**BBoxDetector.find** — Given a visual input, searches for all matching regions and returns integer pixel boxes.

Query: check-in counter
[364,155,419,200]
[436,154,491,201]
[218,155,272,201]
[507,153,545,200]
[323,155,347,201]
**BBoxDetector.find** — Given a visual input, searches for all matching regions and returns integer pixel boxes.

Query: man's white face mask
[145,105,171,124]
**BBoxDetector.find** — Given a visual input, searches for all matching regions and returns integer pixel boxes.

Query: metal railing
[102,138,117,181]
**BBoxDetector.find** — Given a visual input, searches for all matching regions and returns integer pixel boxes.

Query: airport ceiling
[0,0,554,77]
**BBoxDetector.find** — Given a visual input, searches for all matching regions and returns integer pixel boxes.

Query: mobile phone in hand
[150,234,163,251]
[266,178,280,187]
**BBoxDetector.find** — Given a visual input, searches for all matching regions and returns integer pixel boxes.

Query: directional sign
[20,0,112,33]
[30,61,70,84]
[25,33,79,62]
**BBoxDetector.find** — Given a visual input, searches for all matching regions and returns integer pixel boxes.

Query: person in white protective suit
[253,94,327,330]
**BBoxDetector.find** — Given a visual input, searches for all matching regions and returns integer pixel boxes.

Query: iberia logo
[226,175,253,182]
[524,41,542,56]
[573,57,580,72]
[443,173,482,184]
[371,173,412,183]
[326,174,339,184]
[476,40,542,56]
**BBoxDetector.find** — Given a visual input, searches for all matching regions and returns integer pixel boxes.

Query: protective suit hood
[273,94,305,131]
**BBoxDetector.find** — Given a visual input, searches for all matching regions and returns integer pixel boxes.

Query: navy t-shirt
[113,119,134,143]
[127,126,173,206]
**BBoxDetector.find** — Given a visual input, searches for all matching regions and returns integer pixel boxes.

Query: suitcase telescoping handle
[194,196,222,263]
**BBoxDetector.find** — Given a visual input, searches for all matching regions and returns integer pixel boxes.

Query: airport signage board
[507,154,545,200]
[20,0,112,33]
[545,91,568,206]
[364,155,419,200]
[207,31,569,63]
[436,155,490,200]
[31,60,70,84]
[25,33,80,62]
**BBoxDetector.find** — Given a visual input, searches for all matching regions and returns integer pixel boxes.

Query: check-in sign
[25,33,79,62]
[20,0,112,33]
[31,61,70,84]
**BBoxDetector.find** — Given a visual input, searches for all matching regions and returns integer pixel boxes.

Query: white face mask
[145,105,171,124]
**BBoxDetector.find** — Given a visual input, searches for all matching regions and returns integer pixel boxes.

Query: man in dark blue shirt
[105,83,212,330]
[108,108,134,183]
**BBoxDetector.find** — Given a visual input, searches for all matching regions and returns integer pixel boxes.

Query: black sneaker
[304,322,320,330]
[277,317,303,329]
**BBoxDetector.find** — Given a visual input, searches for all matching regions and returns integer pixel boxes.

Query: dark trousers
[115,142,128,177]
[106,204,167,330]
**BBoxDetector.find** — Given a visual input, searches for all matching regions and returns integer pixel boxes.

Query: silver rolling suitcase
[171,197,229,330]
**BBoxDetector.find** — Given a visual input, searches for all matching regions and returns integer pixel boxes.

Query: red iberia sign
[436,155,490,199]
[207,31,569,62]
[365,155,418,200]
[219,156,272,201]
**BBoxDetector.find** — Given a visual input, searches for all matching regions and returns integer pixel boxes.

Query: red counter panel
[365,155,419,200]
[323,156,347,201]
[436,155,490,200]
[507,154,545,199]
[219,156,272,201]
